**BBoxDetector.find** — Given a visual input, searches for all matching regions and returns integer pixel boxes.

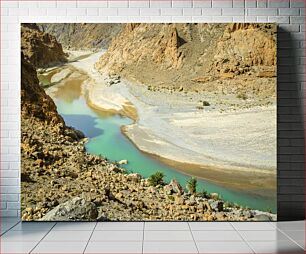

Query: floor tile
[1,217,21,224]
[282,230,305,249]
[144,230,193,241]
[239,230,291,241]
[85,241,142,253]
[52,222,96,231]
[95,222,143,231]
[193,230,243,241]
[276,221,305,231]
[189,222,234,231]
[143,241,198,253]
[1,221,20,228]
[90,230,143,241]
[32,241,87,253]
[145,222,189,231]
[42,230,92,242]
[11,222,55,231]
[249,240,305,253]
[197,241,253,253]
[1,230,48,242]
[1,221,20,233]
[231,222,276,231]
[0,241,37,253]
[1,224,16,235]
[1,228,8,235]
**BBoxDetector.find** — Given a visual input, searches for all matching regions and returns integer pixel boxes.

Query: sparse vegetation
[186,177,197,194]
[202,101,210,106]
[237,93,248,100]
[224,201,235,208]
[168,195,175,201]
[148,171,165,186]
[265,207,273,213]
[199,189,210,199]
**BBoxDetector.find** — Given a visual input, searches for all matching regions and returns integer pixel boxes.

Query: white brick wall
[0,0,305,218]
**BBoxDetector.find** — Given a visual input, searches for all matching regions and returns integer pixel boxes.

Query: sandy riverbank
[52,50,277,193]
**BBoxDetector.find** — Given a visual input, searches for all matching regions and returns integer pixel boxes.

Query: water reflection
[62,114,103,138]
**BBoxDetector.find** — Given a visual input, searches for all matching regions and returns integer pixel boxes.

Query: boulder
[163,184,173,195]
[40,197,98,221]
[21,172,34,183]
[203,201,212,211]
[210,193,219,200]
[118,159,128,165]
[191,76,211,83]
[257,71,275,78]
[108,164,122,173]
[252,210,276,221]
[209,200,224,212]
[128,173,142,183]
[253,214,271,221]
[164,179,184,195]
[169,179,184,195]
[242,209,252,218]
[219,72,235,79]
[175,196,185,205]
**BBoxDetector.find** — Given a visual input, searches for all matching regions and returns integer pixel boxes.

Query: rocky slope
[96,23,276,99]
[38,23,122,50]
[21,108,275,221]
[21,24,67,68]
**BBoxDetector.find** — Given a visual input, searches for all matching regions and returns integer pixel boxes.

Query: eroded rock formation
[21,52,63,124]
[21,24,67,68]
[95,23,276,98]
[38,23,122,50]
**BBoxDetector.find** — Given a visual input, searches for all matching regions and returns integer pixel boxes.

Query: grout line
[83,222,97,254]
[0,219,20,236]
[228,221,236,230]
[142,222,145,254]
[187,222,200,254]
[29,222,57,254]
[229,222,256,254]
[276,227,305,251]
[268,221,277,229]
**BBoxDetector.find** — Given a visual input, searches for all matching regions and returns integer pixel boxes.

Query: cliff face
[21,52,63,124]
[38,23,122,50]
[95,23,199,73]
[21,24,67,68]
[211,23,276,77]
[95,23,276,96]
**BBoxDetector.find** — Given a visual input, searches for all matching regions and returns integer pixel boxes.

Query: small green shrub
[186,177,197,194]
[237,93,248,100]
[224,201,235,208]
[168,195,175,201]
[202,101,210,106]
[148,171,165,186]
[265,207,273,213]
[199,189,210,198]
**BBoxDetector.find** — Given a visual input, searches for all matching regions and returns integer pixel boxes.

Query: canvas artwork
[21,23,277,221]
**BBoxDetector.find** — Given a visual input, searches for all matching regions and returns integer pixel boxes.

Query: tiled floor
[0,218,304,253]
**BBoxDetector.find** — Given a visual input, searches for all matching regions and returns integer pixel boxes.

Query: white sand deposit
[50,68,72,83]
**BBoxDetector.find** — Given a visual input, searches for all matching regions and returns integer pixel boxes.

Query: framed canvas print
[21,23,277,221]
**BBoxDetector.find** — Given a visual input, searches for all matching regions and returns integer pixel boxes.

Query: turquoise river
[49,76,276,213]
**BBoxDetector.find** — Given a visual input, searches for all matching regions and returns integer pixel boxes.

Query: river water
[44,71,276,213]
